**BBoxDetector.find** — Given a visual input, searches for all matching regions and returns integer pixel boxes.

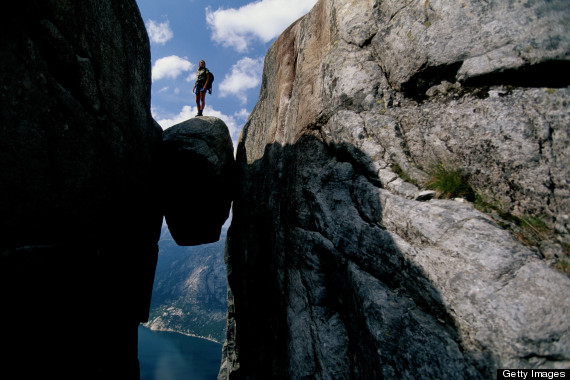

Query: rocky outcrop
[161,117,235,246]
[221,0,570,378]
[0,1,160,378]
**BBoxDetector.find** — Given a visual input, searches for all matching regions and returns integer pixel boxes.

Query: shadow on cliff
[225,133,489,379]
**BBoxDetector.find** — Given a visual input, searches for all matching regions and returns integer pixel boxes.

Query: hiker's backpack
[206,71,214,94]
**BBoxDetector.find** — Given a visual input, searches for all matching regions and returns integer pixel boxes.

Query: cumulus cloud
[154,105,194,129]
[152,55,193,82]
[153,105,252,157]
[219,57,264,103]
[186,72,197,83]
[206,0,317,52]
[234,108,250,120]
[154,105,242,140]
[145,19,174,45]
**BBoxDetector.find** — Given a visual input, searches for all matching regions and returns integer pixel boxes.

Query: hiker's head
[199,60,206,68]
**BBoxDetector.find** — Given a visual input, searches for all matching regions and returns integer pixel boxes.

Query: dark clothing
[195,80,206,94]
[196,67,209,82]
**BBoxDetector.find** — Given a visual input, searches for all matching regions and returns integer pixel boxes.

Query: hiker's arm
[203,73,210,89]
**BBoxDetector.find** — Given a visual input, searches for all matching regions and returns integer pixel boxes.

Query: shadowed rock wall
[0,1,162,378]
[221,0,570,378]
[0,2,233,378]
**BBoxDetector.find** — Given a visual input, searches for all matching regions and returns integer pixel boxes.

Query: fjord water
[138,326,222,380]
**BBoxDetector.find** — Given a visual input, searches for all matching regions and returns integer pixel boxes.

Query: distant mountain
[144,224,227,343]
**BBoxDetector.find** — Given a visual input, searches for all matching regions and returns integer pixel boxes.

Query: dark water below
[138,326,222,380]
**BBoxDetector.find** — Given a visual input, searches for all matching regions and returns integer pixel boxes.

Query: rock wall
[0,1,231,378]
[221,0,570,378]
[0,1,161,378]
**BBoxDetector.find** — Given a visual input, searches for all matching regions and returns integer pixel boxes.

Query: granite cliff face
[1,2,162,377]
[0,1,232,378]
[222,0,570,378]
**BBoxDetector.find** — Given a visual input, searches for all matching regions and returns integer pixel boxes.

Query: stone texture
[221,0,570,378]
[0,1,162,377]
[374,0,570,91]
[161,116,235,246]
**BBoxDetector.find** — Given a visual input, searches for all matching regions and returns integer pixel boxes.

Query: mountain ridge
[144,225,227,343]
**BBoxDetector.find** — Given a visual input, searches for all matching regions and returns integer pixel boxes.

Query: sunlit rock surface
[220,0,570,378]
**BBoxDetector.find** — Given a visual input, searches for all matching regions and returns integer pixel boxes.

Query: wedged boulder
[161,116,235,246]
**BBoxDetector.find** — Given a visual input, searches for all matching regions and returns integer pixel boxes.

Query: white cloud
[219,57,264,103]
[152,55,193,82]
[153,105,251,158]
[186,72,197,83]
[206,0,317,52]
[155,105,242,141]
[145,19,174,45]
[234,108,250,121]
[154,105,194,129]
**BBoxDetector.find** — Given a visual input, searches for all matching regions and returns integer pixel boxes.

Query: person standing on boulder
[193,60,210,117]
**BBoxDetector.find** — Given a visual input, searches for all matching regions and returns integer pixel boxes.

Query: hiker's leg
[199,92,206,111]
[195,92,201,112]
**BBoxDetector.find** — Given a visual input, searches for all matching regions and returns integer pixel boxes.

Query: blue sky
[135,0,317,148]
